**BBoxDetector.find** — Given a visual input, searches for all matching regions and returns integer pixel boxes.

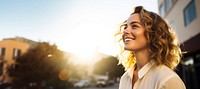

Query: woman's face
[122,13,148,51]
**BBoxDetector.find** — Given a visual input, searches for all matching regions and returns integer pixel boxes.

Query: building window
[159,4,165,17]
[0,63,3,75]
[165,0,171,12]
[13,48,21,59]
[184,0,197,26]
[0,47,5,58]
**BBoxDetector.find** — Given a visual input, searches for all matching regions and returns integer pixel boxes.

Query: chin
[124,47,134,51]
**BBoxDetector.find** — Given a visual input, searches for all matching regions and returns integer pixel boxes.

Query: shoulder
[120,69,131,82]
[119,69,132,89]
[152,65,186,89]
[120,66,134,81]
[159,76,186,89]
[153,65,177,78]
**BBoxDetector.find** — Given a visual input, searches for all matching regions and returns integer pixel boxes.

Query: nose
[122,26,130,41]
[123,26,131,35]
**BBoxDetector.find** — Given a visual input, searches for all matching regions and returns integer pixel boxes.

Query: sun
[58,14,118,64]
[59,22,101,64]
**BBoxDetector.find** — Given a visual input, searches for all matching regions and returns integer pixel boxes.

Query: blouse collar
[127,60,156,80]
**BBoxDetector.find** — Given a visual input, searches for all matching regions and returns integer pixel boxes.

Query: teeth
[125,38,132,41]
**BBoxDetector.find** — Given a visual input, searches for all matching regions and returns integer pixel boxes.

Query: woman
[116,6,186,89]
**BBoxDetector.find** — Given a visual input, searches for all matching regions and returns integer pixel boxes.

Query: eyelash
[132,25,138,29]
[124,26,127,30]
[122,24,138,30]
[122,25,127,30]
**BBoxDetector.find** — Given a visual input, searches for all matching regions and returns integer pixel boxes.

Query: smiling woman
[116,6,185,89]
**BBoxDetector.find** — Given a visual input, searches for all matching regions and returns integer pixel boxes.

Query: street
[70,84,119,89]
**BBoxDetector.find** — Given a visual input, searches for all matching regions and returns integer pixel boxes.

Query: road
[70,84,119,89]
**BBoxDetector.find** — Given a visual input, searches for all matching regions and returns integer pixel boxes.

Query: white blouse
[119,60,186,89]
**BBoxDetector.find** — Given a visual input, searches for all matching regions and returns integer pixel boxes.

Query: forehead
[126,13,141,24]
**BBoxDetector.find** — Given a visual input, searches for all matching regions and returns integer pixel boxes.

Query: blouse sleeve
[159,76,186,89]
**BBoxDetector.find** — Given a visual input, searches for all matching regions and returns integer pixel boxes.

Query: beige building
[158,0,200,43]
[0,37,36,83]
[158,0,200,89]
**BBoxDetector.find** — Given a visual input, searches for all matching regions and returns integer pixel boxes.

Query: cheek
[140,38,148,46]
[137,31,148,45]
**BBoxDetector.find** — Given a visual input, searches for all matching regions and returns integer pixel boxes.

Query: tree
[11,42,71,89]
[93,56,125,79]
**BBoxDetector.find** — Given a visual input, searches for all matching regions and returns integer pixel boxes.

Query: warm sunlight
[59,11,123,62]
[0,0,167,89]
[0,0,158,65]
[59,14,120,64]
[61,21,102,64]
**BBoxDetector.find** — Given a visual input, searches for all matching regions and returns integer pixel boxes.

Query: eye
[124,25,127,30]
[131,24,139,29]
[121,24,127,30]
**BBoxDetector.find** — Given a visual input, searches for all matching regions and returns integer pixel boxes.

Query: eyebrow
[122,21,142,26]
[129,21,142,25]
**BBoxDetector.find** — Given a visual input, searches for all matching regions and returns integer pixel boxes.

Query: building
[3,36,38,49]
[158,0,200,89]
[0,36,37,83]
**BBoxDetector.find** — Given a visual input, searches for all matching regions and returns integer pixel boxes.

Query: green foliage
[93,56,125,78]
[11,42,70,89]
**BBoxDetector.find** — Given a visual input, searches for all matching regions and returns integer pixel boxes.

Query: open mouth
[124,37,135,42]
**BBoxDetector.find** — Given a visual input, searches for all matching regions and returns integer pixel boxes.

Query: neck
[134,48,149,70]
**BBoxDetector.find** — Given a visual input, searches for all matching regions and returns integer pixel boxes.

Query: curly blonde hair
[115,6,182,70]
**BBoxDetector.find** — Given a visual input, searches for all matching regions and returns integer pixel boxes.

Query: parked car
[74,80,90,88]
[107,79,115,85]
[96,79,107,87]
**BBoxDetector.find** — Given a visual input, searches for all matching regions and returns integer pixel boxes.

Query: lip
[123,37,135,44]
[124,37,135,41]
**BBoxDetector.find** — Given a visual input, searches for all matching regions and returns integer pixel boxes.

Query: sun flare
[60,22,103,64]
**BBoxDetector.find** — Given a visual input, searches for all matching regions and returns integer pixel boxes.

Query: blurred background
[0,0,199,89]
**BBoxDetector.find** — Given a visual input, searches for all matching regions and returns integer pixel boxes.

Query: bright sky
[0,0,158,61]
